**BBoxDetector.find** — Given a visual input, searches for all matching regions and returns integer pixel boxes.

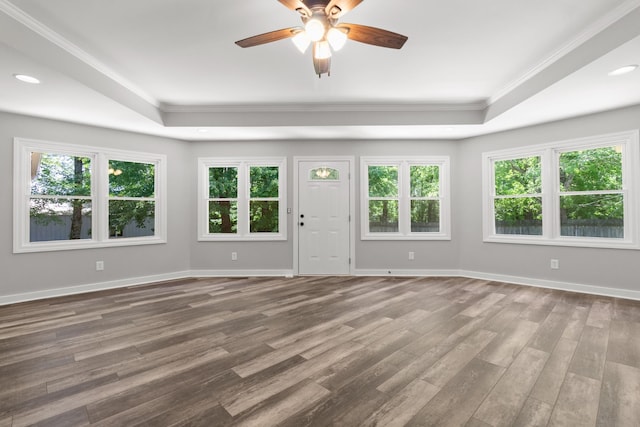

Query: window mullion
[96,153,107,243]
[398,161,407,236]
[542,149,555,240]
[240,162,250,237]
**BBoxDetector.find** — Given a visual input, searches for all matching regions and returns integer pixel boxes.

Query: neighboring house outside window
[14,138,166,253]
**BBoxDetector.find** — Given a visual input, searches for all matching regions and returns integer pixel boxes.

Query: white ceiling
[0,0,639,141]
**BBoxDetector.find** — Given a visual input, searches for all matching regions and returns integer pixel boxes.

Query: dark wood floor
[1,276,639,426]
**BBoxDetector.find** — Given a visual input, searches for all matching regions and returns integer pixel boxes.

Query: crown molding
[0,0,159,108]
[160,101,489,114]
[489,0,640,105]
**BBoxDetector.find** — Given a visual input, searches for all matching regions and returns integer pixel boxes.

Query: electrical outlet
[231,252,238,261]
[408,251,415,260]
[550,259,559,270]
[96,261,104,271]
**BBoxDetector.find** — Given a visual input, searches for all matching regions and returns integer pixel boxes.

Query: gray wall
[2,104,640,300]
[0,112,191,297]
[188,139,460,272]
[457,104,640,292]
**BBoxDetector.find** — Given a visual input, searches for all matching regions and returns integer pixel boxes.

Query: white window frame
[482,130,640,249]
[198,157,287,241]
[13,138,167,253]
[361,156,451,240]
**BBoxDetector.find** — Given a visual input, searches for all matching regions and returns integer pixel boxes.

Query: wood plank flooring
[1,276,639,426]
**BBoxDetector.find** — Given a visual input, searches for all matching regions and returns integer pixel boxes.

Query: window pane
[494,197,542,235]
[209,201,238,234]
[30,198,92,241]
[250,166,279,198]
[559,147,622,192]
[31,153,91,197]
[411,200,440,232]
[209,167,238,198]
[369,200,399,232]
[109,200,155,238]
[560,194,623,238]
[368,166,398,197]
[109,161,155,197]
[494,156,541,196]
[310,167,339,180]
[250,201,279,233]
[410,165,439,197]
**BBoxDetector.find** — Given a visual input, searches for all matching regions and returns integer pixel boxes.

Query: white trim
[160,101,488,114]
[2,269,639,306]
[13,137,167,253]
[489,0,640,104]
[293,156,356,276]
[197,157,287,241]
[460,270,640,302]
[361,156,451,240]
[0,271,191,306]
[353,269,462,277]
[482,130,640,249]
[0,0,158,107]
[189,269,295,278]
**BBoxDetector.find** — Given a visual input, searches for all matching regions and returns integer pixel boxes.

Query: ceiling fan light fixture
[305,18,326,42]
[314,41,332,60]
[292,31,311,53]
[327,27,348,51]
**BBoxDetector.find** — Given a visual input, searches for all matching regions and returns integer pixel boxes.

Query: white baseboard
[2,268,638,306]
[353,269,462,277]
[0,271,191,306]
[460,270,640,301]
[189,269,295,278]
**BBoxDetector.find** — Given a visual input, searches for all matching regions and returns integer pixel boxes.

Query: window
[483,130,639,248]
[198,158,286,241]
[361,157,450,240]
[14,138,166,253]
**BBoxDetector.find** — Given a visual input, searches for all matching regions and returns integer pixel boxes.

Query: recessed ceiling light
[608,65,638,76]
[197,128,209,133]
[13,74,41,84]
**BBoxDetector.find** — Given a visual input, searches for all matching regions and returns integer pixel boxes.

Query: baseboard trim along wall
[460,270,640,302]
[0,271,191,306]
[1,268,639,306]
[354,268,640,301]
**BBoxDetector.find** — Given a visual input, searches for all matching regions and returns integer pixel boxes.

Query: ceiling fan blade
[235,27,299,48]
[278,0,311,15]
[338,23,407,49]
[325,0,364,18]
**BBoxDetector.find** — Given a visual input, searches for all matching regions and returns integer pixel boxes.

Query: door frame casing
[293,156,356,276]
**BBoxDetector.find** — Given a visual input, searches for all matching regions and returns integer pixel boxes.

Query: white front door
[298,160,351,275]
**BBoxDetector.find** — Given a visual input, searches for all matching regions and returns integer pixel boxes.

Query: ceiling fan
[235,0,408,77]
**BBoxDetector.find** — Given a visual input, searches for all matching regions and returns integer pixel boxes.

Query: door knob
[300,222,304,227]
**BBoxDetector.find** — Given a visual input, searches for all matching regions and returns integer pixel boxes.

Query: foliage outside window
[483,131,639,248]
[361,157,450,240]
[493,156,543,236]
[108,160,156,238]
[199,158,286,241]
[14,138,166,253]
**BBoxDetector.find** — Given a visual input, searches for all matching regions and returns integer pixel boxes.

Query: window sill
[483,235,639,250]
[198,235,287,242]
[361,233,451,241]
[14,236,167,254]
